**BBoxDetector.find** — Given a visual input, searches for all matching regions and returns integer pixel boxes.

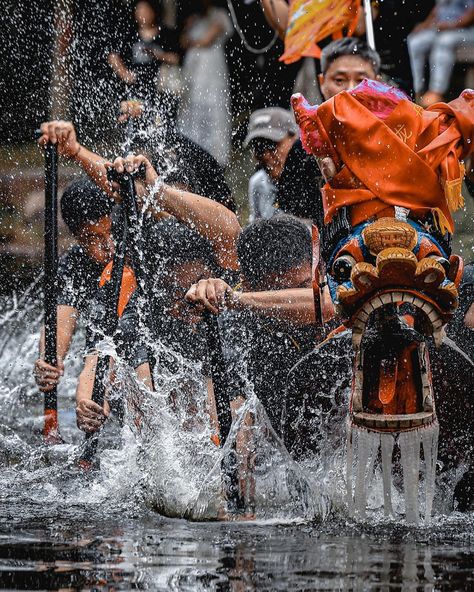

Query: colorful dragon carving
[284,81,474,520]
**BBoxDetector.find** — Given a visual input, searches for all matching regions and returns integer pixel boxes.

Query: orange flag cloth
[291,80,474,233]
[280,0,360,64]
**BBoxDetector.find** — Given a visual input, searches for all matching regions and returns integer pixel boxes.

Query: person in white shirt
[243,107,297,223]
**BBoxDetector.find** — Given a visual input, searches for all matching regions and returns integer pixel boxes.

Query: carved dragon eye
[332,255,356,283]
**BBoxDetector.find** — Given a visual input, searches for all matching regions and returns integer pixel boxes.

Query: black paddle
[78,166,145,469]
[37,134,63,445]
[203,311,243,512]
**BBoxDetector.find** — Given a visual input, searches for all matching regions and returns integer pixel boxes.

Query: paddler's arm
[236,288,316,325]
[75,354,110,433]
[185,278,316,326]
[110,155,241,271]
[153,183,240,271]
[38,121,111,195]
[35,305,77,392]
[259,0,288,38]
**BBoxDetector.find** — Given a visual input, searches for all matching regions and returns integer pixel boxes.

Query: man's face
[161,260,211,324]
[251,135,296,181]
[319,55,377,100]
[76,216,114,266]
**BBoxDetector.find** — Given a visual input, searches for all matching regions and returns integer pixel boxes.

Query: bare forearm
[39,305,77,361]
[108,53,133,80]
[76,355,98,403]
[153,184,241,270]
[74,146,111,195]
[260,0,288,38]
[236,288,315,325]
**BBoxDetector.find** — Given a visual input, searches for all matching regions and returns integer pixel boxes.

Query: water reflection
[1,512,473,591]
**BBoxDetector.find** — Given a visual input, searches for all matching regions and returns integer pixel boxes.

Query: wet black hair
[237,215,312,290]
[320,37,381,75]
[60,177,113,237]
[128,131,198,191]
[147,218,218,277]
[162,169,198,194]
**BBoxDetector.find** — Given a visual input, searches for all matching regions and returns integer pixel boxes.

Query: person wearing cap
[244,107,297,223]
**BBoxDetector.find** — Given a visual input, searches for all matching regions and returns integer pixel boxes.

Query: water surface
[0,293,473,591]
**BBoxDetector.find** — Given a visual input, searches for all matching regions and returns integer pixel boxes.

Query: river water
[0,288,473,591]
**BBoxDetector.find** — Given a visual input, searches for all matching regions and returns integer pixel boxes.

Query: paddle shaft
[204,312,243,511]
[204,312,233,442]
[79,214,129,466]
[43,142,59,439]
[79,170,144,465]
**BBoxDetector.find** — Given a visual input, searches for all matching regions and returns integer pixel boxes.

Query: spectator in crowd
[177,0,234,166]
[107,0,180,120]
[353,0,433,96]
[407,0,474,106]
[277,38,381,228]
[225,0,302,114]
[243,107,297,223]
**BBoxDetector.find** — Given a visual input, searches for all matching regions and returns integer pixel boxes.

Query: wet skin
[76,215,114,267]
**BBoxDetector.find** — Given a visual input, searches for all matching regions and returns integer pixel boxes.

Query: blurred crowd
[65,0,474,218]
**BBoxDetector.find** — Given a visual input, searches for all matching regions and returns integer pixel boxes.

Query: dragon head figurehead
[292,80,473,433]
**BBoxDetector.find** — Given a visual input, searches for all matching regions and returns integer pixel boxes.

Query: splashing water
[188,394,325,522]
[0,286,330,524]
[0,283,469,531]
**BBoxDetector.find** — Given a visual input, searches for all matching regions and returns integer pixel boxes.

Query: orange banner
[280,0,360,64]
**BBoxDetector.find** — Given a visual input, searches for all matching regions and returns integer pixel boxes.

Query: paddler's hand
[317,156,337,182]
[118,99,144,123]
[107,154,159,202]
[76,399,109,433]
[185,278,239,315]
[34,358,64,392]
[38,120,82,159]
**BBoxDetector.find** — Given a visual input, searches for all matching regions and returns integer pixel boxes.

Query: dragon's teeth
[433,327,445,348]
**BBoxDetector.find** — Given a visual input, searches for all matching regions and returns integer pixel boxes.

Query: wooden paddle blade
[43,407,64,445]
[78,432,100,470]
